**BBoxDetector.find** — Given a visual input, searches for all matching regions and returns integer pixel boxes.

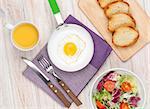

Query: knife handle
[47,82,71,108]
[58,80,82,106]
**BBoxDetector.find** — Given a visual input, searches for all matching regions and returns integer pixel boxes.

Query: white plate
[47,24,94,72]
[89,68,146,109]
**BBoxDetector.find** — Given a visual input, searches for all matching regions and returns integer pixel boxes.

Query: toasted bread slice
[105,1,129,18]
[112,26,139,47]
[108,13,135,32]
[98,0,122,8]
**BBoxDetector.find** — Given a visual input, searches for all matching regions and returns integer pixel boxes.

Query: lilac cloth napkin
[23,15,112,107]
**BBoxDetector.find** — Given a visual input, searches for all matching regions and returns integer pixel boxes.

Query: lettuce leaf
[93,89,112,103]
[119,74,138,94]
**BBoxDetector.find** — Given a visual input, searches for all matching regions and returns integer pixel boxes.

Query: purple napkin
[23,15,112,107]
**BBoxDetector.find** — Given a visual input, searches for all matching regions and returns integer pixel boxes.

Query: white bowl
[89,68,146,109]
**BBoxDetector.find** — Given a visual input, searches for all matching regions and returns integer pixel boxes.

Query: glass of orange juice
[6,21,39,51]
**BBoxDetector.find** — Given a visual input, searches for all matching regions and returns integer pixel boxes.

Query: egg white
[57,34,86,65]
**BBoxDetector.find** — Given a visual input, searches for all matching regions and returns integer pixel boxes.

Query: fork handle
[47,82,71,108]
[58,80,82,106]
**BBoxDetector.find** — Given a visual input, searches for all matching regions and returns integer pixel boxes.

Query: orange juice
[12,23,39,49]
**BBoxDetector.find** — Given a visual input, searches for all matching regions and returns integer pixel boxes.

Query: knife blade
[22,57,49,81]
[22,57,71,108]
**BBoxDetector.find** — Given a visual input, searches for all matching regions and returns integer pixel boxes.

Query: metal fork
[38,56,61,80]
[37,56,82,106]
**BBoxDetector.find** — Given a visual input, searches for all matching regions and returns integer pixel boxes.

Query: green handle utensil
[48,0,64,25]
[48,0,60,14]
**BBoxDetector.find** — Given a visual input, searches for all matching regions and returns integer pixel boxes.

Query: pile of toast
[98,0,139,47]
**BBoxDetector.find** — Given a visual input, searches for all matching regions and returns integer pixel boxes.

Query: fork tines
[37,56,51,69]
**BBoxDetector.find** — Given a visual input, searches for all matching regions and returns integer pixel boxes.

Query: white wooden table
[0,0,150,109]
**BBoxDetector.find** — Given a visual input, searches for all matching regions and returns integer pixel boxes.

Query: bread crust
[98,0,123,8]
[104,1,130,18]
[112,26,139,47]
[108,13,136,32]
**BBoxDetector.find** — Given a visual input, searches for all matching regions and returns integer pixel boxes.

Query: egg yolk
[64,42,77,56]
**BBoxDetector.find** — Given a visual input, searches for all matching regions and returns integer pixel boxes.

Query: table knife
[22,57,71,108]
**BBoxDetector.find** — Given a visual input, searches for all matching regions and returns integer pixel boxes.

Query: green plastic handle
[48,0,60,14]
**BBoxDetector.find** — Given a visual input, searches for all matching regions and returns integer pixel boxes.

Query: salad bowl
[89,68,146,109]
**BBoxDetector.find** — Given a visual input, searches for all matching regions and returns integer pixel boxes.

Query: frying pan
[47,0,94,72]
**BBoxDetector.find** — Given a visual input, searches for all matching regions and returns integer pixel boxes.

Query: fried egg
[57,34,86,64]
[47,24,94,72]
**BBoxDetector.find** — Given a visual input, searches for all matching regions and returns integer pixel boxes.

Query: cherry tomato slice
[96,101,106,109]
[120,102,129,109]
[103,80,115,92]
[121,82,132,92]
